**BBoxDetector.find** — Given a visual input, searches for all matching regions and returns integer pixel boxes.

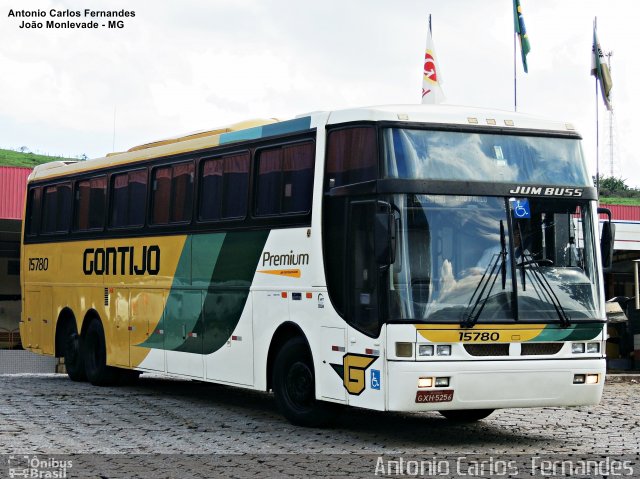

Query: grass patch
[0,148,77,168]
[599,197,640,206]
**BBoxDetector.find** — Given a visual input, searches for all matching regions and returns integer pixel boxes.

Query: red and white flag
[421,16,445,104]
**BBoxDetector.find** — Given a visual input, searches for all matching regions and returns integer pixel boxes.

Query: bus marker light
[504,119,515,126]
[435,377,450,387]
[436,345,452,356]
[573,374,586,384]
[306,292,312,299]
[418,377,433,388]
[418,344,434,357]
[365,348,380,355]
[572,343,585,354]
[232,335,242,341]
[281,292,287,298]
[586,374,599,384]
[586,342,600,353]
[395,342,413,358]
[331,345,345,352]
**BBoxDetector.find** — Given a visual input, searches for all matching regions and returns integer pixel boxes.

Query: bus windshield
[383,128,591,186]
[387,194,601,324]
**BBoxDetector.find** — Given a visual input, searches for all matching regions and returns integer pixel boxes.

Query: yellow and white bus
[21,105,613,426]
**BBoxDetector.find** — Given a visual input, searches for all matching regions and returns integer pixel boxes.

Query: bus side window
[74,176,106,231]
[255,142,314,217]
[41,182,72,234]
[110,169,148,228]
[325,127,377,190]
[26,187,42,237]
[199,153,249,222]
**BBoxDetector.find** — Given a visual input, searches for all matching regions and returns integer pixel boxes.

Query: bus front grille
[463,344,510,356]
[521,342,564,356]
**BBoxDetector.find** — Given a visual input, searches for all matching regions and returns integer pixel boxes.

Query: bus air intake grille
[104,288,109,306]
[521,342,563,356]
[463,344,509,356]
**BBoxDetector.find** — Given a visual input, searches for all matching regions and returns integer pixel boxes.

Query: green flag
[513,0,531,73]
[591,21,613,111]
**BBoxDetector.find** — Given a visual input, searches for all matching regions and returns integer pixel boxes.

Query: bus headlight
[571,343,585,354]
[586,374,599,384]
[418,377,433,388]
[418,344,434,357]
[396,342,413,358]
[586,342,600,354]
[436,345,452,356]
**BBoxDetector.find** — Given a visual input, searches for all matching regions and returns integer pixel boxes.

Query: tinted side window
[255,142,314,216]
[26,187,42,237]
[326,127,377,190]
[41,182,72,234]
[151,162,194,225]
[199,153,249,221]
[110,169,148,228]
[75,176,106,231]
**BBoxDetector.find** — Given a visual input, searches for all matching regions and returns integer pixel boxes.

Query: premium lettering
[83,245,160,276]
[262,251,309,267]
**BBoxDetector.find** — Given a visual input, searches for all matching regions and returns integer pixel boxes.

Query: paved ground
[0,373,638,478]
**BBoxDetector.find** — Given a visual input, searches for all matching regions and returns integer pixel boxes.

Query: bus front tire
[82,318,119,386]
[272,337,335,427]
[439,409,495,422]
[64,331,86,382]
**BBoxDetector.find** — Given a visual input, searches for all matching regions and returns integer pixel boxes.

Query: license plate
[415,389,454,403]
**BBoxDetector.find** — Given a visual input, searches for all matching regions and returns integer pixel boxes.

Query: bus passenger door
[165,290,204,378]
[344,200,385,411]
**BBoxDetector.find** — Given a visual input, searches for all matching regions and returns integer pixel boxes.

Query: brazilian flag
[513,0,531,73]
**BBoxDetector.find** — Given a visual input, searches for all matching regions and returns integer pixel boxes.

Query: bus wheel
[439,409,494,422]
[82,318,119,386]
[64,331,86,382]
[272,337,335,427]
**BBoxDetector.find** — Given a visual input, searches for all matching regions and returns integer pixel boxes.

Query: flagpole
[594,17,600,195]
[513,32,517,111]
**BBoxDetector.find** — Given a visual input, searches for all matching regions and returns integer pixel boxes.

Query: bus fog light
[418,377,433,388]
[435,377,449,387]
[586,374,599,384]
[572,343,585,354]
[396,342,413,358]
[418,344,434,357]
[436,345,451,356]
[586,342,600,353]
[573,374,586,384]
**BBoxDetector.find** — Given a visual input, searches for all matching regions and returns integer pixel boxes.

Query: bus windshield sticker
[510,198,531,219]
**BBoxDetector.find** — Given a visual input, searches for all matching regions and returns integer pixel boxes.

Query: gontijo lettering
[83,245,160,275]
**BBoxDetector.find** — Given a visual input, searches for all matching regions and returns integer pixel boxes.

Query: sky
[1,0,637,186]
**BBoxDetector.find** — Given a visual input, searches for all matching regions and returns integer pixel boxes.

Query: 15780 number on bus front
[458,332,500,341]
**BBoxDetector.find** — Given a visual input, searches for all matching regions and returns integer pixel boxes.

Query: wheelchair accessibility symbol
[370,369,381,390]
[510,198,531,219]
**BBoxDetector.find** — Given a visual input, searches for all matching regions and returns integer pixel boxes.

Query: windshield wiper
[517,251,571,328]
[461,221,507,328]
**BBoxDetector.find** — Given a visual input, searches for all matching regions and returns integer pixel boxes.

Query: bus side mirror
[375,205,396,265]
[598,208,615,269]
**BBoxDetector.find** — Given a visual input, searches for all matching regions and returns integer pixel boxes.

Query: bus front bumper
[387,358,606,412]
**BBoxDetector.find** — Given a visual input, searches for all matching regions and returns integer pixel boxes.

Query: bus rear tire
[439,409,494,422]
[272,337,335,427]
[64,331,86,382]
[82,318,119,386]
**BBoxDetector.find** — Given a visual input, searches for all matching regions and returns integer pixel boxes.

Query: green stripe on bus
[138,230,269,354]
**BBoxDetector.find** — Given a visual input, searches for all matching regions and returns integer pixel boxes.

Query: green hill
[0,148,78,168]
